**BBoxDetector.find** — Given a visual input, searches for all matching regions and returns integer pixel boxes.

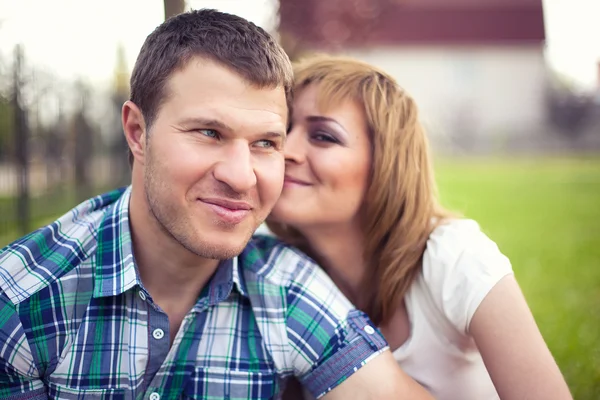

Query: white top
[256,219,513,399]
[393,219,513,400]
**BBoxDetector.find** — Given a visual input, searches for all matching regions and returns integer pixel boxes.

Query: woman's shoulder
[417,219,513,334]
[424,219,504,268]
[429,218,486,243]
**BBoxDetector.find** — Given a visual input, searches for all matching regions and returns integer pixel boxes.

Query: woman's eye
[312,132,338,143]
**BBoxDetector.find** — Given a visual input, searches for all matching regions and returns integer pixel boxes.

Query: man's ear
[122,101,147,165]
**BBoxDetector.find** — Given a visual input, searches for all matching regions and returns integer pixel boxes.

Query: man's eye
[198,129,218,138]
[255,140,276,149]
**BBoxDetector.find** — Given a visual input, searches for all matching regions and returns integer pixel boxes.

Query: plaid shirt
[0,187,387,400]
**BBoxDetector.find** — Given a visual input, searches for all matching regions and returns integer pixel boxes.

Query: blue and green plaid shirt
[0,187,387,400]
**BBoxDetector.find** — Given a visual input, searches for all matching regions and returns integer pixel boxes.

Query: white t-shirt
[257,219,513,399]
[394,219,513,400]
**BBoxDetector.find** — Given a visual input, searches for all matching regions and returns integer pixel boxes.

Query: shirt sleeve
[0,290,45,398]
[285,262,389,399]
[422,219,514,335]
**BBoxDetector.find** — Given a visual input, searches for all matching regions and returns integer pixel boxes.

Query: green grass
[435,156,600,399]
[1,157,598,398]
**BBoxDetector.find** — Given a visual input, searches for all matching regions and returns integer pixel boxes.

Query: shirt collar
[191,256,249,312]
[93,186,139,298]
[93,187,250,302]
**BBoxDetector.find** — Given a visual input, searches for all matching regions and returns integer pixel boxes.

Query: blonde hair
[268,55,452,325]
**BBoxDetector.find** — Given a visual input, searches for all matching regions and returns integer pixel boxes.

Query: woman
[266,55,572,400]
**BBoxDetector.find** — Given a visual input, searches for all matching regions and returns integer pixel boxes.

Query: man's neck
[128,185,220,316]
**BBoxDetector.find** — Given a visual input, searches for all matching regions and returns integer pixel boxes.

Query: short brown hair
[268,55,453,325]
[128,9,293,163]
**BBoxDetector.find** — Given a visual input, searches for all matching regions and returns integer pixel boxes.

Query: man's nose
[213,140,257,193]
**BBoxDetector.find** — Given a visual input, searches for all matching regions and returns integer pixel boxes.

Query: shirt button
[152,328,165,340]
[139,291,147,301]
[149,392,160,400]
[364,325,376,335]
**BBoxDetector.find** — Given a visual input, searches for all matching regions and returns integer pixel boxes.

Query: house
[278,0,547,151]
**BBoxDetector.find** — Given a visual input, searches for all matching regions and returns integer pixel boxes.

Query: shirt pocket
[46,382,127,400]
[182,367,279,400]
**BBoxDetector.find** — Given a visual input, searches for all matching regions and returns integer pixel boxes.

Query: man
[0,10,430,400]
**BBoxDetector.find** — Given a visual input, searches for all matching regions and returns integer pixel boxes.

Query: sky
[0,0,599,90]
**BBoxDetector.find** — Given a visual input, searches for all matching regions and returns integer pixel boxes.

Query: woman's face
[270,84,372,230]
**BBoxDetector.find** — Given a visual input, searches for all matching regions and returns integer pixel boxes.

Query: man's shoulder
[240,234,353,318]
[0,188,127,305]
[241,234,320,288]
[238,235,385,397]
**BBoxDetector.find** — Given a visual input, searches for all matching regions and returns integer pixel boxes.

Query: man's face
[142,58,288,260]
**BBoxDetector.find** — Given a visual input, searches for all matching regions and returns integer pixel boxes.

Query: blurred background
[0,0,598,397]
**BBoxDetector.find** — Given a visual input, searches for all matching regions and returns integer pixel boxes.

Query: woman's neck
[301,223,369,310]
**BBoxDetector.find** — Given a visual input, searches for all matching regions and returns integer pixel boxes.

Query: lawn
[1,156,599,398]
[435,156,600,399]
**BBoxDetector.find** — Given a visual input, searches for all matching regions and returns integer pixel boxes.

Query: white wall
[343,45,548,149]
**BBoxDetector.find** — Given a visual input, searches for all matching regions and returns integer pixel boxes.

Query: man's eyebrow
[262,131,286,140]
[178,117,233,131]
[179,117,286,140]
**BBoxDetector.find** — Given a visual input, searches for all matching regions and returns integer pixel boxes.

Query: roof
[278,0,546,48]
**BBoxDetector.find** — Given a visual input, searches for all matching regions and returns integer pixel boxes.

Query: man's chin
[200,232,253,260]
[180,217,259,259]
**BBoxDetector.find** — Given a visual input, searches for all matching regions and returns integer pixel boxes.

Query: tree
[109,44,132,186]
[0,95,13,161]
[164,0,185,20]
[12,44,30,233]
[71,80,95,201]
[544,70,595,139]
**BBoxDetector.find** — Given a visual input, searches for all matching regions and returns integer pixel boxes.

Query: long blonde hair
[268,55,452,325]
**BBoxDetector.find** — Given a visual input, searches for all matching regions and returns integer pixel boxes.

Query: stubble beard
[144,147,258,260]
